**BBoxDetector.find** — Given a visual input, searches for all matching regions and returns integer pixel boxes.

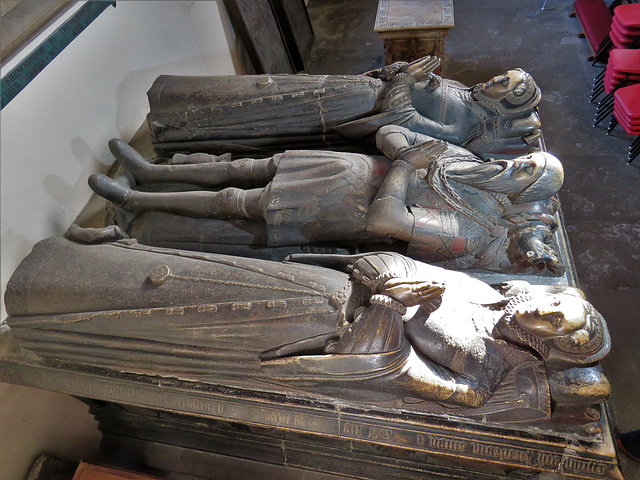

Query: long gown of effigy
[147,74,386,155]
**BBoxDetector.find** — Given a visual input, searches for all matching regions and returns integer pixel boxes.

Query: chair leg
[606,117,619,134]
[596,34,611,52]
[598,92,615,108]
[591,75,606,102]
[593,93,615,125]
[591,84,606,103]
[627,137,640,165]
[592,77,621,104]
[592,36,612,65]
[594,103,615,127]
[593,108,613,127]
[629,137,640,160]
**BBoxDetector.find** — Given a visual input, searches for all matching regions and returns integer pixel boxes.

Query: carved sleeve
[400,355,496,408]
[405,208,471,263]
[349,252,419,291]
[376,75,460,140]
[366,157,415,241]
[368,127,447,242]
[403,316,513,408]
[375,125,447,164]
[331,300,406,354]
[327,296,494,407]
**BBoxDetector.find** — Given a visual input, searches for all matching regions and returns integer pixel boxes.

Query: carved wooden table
[375,0,455,71]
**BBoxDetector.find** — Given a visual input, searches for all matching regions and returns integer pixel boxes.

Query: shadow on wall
[43,138,103,215]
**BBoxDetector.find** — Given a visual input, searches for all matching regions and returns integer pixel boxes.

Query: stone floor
[305,0,640,478]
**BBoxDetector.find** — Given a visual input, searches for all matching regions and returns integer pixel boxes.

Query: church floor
[304,0,640,478]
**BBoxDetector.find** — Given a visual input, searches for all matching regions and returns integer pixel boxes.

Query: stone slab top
[375,0,455,32]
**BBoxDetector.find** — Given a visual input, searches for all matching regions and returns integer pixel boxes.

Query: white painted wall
[0,2,249,479]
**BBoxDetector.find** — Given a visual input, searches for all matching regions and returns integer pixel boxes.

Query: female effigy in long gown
[146,57,543,158]
[4,234,611,424]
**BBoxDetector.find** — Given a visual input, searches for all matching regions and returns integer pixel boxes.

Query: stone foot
[108,138,153,180]
[89,174,133,209]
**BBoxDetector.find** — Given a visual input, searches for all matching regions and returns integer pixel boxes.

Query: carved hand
[397,56,440,83]
[349,253,419,292]
[377,56,441,113]
[64,224,130,244]
[362,56,439,83]
[361,61,407,81]
[379,277,445,307]
[396,139,448,170]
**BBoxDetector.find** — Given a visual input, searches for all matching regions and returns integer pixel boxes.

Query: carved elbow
[367,198,409,237]
[465,392,489,409]
[377,125,411,139]
[453,383,491,408]
[376,126,415,159]
[367,215,397,237]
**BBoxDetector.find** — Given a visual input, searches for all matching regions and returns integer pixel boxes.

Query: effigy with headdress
[146,57,543,158]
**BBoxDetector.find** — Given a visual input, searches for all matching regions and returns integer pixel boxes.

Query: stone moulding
[0,330,622,480]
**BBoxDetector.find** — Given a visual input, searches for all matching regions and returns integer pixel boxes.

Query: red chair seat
[614,82,640,107]
[613,113,640,135]
[574,0,613,51]
[605,71,640,80]
[613,84,640,134]
[611,18,640,36]
[609,49,640,70]
[614,105,640,124]
[613,3,640,29]
[602,49,640,93]
[614,105,640,123]
[604,75,640,94]
[610,26,638,48]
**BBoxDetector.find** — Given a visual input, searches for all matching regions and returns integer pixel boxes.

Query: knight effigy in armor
[89,125,565,275]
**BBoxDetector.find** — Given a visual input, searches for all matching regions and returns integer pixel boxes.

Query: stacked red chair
[593,3,640,64]
[611,3,640,47]
[608,83,640,164]
[592,48,640,125]
[574,0,613,58]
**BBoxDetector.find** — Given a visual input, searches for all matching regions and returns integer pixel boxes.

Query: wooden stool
[375,0,454,72]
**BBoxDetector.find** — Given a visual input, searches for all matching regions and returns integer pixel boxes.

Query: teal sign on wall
[1,1,116,109]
